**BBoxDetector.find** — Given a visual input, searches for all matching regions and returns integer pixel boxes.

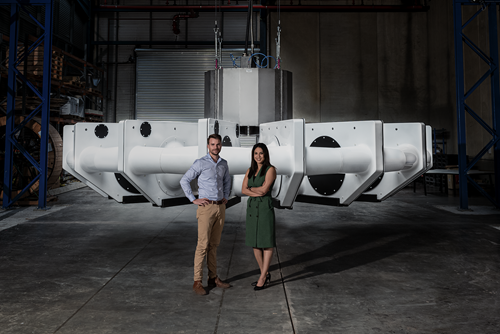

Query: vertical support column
[88,1,94,62]
[453,1,469,210]
[3,3,19,208]
[260,0,267,57]
[38,1,54,209]
[489,4,500,206]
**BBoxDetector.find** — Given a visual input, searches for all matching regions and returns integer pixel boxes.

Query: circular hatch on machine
[307,136,345,196]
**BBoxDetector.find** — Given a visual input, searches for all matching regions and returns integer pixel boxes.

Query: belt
[207,200,224,205]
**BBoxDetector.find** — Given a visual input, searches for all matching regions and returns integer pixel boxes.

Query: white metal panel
[62,125,107,198]
[121,120,199,206]
[362,123,427,201]
[298,121,384,206]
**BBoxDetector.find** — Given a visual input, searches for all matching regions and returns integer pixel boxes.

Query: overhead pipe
[95,5,429,12]
[92,40,261,45]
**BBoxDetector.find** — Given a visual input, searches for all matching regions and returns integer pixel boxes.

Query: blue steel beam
[464,103,496,136]
[462,35,491,65]
[464,68,492,99]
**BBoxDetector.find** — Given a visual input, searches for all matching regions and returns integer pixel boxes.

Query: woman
[241,143,277,291]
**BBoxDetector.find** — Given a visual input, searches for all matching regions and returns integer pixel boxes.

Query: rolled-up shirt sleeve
[180,160,200,202]
[223,162,231,199]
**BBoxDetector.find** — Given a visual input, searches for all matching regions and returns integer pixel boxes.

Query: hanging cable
[213,0,221,68]
[250,0,255,57]
[248,53,278,69]
[230,53,240,68]
[214,25,219,69]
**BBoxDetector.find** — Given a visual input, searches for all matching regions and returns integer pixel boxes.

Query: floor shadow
[227,224,446,284]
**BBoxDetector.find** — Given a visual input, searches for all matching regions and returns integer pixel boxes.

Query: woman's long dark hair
[248,143,272,178]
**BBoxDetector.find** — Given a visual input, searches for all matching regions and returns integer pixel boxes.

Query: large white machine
[63,66,433,208]
[63,117,433,208]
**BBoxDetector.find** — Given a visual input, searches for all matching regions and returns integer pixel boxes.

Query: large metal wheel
[0,116,63,200]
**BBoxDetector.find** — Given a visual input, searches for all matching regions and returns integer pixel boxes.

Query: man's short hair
[207,133,222,144]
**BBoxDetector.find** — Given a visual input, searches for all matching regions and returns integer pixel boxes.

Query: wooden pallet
[62,80,85,89]
[61,114,85,122]
[0,96,69,112]
[87,87,102,94]
[6,46,64,80]
[85,115,104,122]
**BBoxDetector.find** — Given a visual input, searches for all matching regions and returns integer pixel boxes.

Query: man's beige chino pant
[194,203,226,282]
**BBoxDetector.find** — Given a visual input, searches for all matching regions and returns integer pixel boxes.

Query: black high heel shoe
[251,272,271,286]
[253,273,271,291]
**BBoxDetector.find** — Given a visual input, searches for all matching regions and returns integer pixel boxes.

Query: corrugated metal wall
[135,49,248,122]
[117,56,135,121]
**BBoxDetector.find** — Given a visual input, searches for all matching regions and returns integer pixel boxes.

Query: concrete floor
[0,186,499,334]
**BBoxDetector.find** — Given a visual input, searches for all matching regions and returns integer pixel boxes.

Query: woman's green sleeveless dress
[245,166,276,248]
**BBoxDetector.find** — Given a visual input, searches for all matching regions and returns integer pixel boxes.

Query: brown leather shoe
[193,281,207,295]
[207,276,231,289]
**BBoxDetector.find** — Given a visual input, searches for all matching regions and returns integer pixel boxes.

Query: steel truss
[453,0,500,209]
[1,0,54,209]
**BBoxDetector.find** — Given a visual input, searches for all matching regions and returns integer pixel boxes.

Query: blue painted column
[453,1,469,210]
[489,4,500,206]
[38,0,54,209]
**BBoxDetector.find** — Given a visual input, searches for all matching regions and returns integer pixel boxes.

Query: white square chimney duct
[204,68,293,128]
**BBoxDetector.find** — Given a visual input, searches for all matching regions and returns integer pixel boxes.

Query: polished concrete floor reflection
[0,186,499,334]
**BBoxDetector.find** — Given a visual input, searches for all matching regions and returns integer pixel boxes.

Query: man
[180,133,232,295]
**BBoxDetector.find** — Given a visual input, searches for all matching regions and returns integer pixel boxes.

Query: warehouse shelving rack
[1,0,54,209]
[453,0,500,209]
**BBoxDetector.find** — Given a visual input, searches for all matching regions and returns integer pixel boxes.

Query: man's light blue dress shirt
[180,153,231,202]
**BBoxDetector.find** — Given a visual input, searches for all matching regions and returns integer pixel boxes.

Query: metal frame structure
[453,0,500,209]
[92,3,428,48]
[1,0,54,209]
